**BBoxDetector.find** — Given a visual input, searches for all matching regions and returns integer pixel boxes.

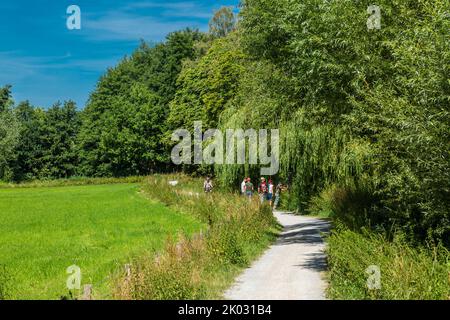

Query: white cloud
[78,1,219,42]
[126,1,213,19]
[82,11,204,42]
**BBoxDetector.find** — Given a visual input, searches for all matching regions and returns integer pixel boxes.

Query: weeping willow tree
[216,57,373,209]
[279,111,374,209]
[214,0,449,244]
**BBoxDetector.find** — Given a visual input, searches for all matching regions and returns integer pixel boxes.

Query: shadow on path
[276,218,330,246]
[295,252,328,272]
[225,212,330,300]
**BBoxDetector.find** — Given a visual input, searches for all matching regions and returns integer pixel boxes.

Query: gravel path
[225,211,330,300]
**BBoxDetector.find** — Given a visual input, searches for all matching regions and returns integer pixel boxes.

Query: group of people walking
[241,177,283,209]
[203,176,284,209]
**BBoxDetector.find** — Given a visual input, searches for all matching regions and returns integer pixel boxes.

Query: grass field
[0,183,204,299]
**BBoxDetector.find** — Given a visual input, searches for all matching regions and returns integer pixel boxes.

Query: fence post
[81,284,92,300]
[124,264,131,280]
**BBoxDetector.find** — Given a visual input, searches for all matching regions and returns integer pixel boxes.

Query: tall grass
[327,228,450,300]
[309,183,450,300]
[307,184,376,227]
[114,175,279,299]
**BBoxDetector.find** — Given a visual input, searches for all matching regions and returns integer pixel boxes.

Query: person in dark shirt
[274,183,283,210]
[244,177,254,199]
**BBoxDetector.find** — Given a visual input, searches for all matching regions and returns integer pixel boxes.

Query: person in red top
[258,177,268,204]
[244,177,254,200]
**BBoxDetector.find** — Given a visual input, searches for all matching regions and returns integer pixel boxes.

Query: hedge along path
[225,211,330,300]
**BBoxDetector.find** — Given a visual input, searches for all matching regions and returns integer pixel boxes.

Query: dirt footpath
[225,211,330,300]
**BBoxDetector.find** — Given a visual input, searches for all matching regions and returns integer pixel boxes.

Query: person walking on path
[273,182,283,209]
[241,178,246,195]
[258,177,268,204]
[267,179,274,207]
[244,178,254,200]
[203,177,213,193]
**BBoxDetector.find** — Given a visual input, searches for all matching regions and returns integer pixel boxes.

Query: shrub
[308,184,381,230]
[118,235,208,300]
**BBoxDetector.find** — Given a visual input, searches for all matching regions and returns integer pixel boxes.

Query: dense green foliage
[167,32,245,130]
[2,30,206,180]
[1,98,80,182]
[216,0,450,245]
[78,30,205,177]
[0,86,20,181]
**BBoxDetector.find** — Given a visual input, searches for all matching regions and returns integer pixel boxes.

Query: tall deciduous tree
[78,29,205,176]
[219,0,450,244]
[10,101,45,181]
[168,32,245,131]
[40,101,80,179]
[0,85,13,112]
[209,6,236,38]
[0,86,20,181]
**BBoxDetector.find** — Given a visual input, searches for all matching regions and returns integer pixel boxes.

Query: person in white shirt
[267,179,274,207]
[241,178,246,195]
[203,177,213,193]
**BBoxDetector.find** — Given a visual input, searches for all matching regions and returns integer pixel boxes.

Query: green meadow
[0,183,204,299]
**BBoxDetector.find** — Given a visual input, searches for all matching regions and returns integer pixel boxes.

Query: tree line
[0,2,448,245]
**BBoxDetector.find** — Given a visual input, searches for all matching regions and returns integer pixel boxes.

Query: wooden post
[124,264,131,280]
[81,284,92,300]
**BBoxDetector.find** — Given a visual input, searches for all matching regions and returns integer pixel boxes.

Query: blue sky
[0,0,238,108]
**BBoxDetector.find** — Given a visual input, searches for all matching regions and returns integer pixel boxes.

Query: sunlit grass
[0,183,203,299]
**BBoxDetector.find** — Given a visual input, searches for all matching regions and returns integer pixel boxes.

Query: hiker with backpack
[244,177,254,199]
[203,177,213,193]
